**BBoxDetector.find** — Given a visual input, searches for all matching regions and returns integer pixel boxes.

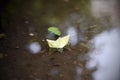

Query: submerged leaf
[47,35,70,48]
[48,27,61,36]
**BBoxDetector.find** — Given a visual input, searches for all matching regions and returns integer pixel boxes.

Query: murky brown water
[0,0,120,80]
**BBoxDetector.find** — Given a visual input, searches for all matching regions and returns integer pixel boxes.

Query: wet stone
[4,54,8,57]
[64,0,69,2]
[0,53,3,59]
[80,43,89,48]
[24,20,29,24]
[78,63,84,67]
[59,74,63,77]
[29,33,35,36]
[35,78,42,80]
[73,61,77,65]
[12,78,18,80]
[15,46,19,49]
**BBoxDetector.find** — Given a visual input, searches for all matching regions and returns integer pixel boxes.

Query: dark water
[0,0,120,80]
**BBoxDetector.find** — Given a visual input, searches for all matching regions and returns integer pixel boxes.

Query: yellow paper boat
[46,35,70,48]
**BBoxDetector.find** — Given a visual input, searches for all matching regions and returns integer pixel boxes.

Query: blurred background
[0,0,120,80]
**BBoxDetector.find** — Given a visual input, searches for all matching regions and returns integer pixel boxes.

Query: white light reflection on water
[75,67,83,80]
[86,28,120,80]
[66,27,78,46]
[91,0,116,18]
[91,0,119,27]
[28,42,41,54]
